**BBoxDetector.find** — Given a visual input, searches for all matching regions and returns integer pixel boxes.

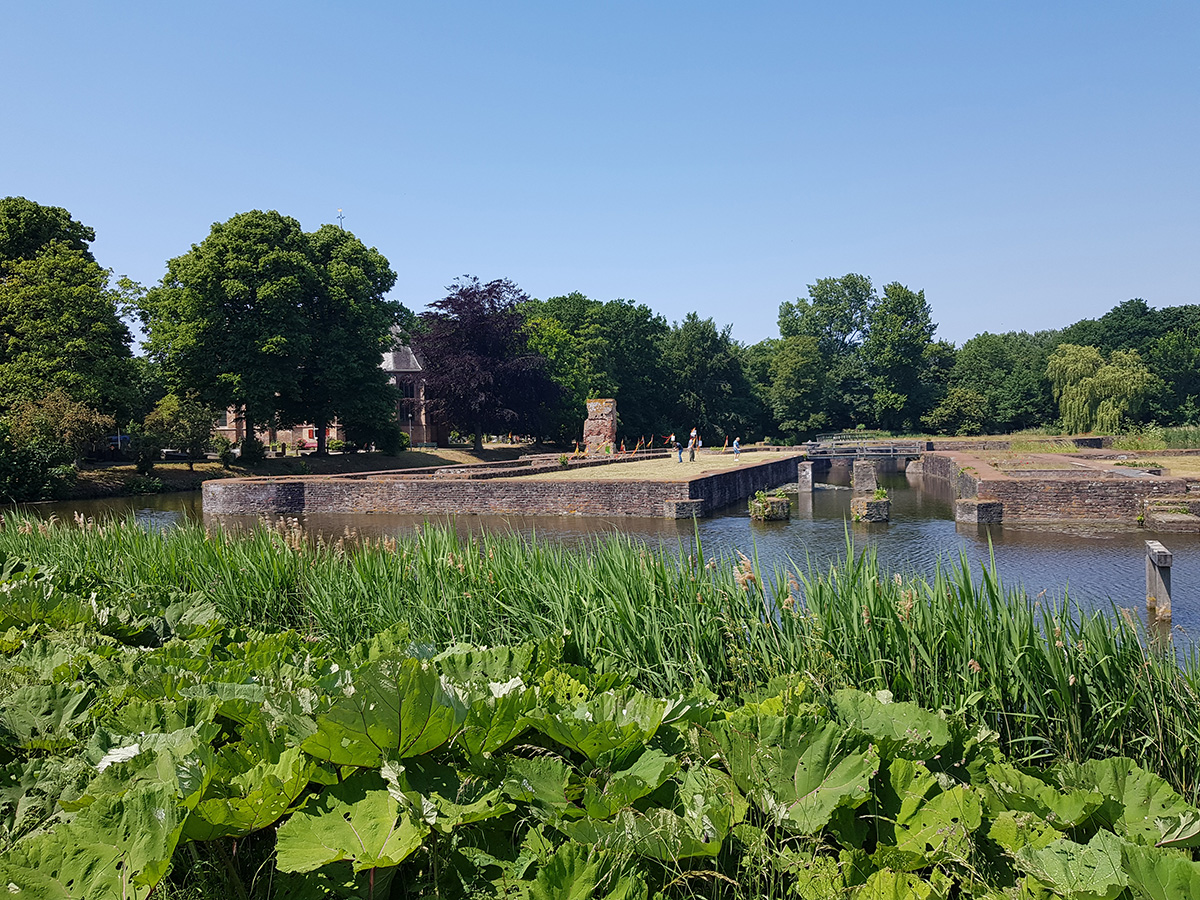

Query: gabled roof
[382,343,423,374]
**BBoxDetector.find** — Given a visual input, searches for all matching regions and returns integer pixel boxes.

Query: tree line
[1,196,1196,501]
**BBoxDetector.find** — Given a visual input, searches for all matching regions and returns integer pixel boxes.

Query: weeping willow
[1047,343,1159,434]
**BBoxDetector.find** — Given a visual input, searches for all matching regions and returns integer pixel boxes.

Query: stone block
[749,496,791,520]
[797,461,814,492]
[852,460,878,494]
[850,496,890,522]
[664,499,706,519]
[955,499,1003,525]
[905,458,924,476]
[582,397,617,451]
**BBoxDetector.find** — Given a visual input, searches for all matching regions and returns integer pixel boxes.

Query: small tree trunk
[316,419,328,455]
[473,424,483,453]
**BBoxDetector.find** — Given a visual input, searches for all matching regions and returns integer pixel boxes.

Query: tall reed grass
[4,511,1200,799]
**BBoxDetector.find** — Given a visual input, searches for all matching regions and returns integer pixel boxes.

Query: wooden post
[1146,540,1172,620]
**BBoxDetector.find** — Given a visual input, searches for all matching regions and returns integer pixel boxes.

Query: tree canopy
[0,197,134,418]
[139,211,407,450]
[415,277,558,451]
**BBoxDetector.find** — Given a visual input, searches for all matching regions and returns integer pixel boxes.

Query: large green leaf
[853,869,953,899]
[559,806,724,860]
[986,762,1103,830]
[1122,841,1200,899]
[275,770,428,873]
[583,749,678,819]
[524,690,666,764]
[501,755,576,812]
[0,683,94,752]
[455,677,538,758]
[0,781,184,899]
[527,842,648,900]
[1016,829,1128,900]
[382,756,515,834]
[1056,757,1200,846]
[708,716,878,835]
[182,743,315,841]
[871,759,982,870]
[301,655,470,766]
[832,689,951,761]
[987,810,1060,856]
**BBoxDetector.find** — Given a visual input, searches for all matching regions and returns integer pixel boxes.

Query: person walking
[733,437,741,460]
[673,435,682,463]
[687,435,696,462]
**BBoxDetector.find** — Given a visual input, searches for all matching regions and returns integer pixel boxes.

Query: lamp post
[408,413,413,446]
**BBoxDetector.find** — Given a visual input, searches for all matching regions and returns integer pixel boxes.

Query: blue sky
[5,1,1197,345]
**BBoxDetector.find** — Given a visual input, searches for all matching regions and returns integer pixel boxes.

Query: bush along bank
[6,575,1200,899]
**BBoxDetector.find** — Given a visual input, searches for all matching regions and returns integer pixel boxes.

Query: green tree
[861,282,939,432]
[662,313,758,441]
[767,335,826,439]
[928,331,1057,434]
[778,274,876,429]
[140,211,407,451]
[1148,327,1200,425]
[0,196,96,262]
[1046,344,1159,434]
[143,392,219,470]
[0,200,135,417]
[8,388,113,468]
[276,225,405,453]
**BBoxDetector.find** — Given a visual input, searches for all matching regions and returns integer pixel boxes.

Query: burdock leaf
[986,762,1102,829]
[1016,829,1128,900]
[182,744,315,841]
[528,842,648,900]
[832,688,951,761]
[524,691,665,764]
[275,770,428,873]
[301,655,470,767]
[1056,757,1200,846]
[1122,840,1200,899]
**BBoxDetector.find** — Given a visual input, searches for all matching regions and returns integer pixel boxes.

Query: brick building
[215,337,446,449]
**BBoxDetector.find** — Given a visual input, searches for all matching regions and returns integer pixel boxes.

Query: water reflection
[19,473,1200,640]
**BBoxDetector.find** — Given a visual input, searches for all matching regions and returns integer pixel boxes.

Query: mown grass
[4,511,1200,801]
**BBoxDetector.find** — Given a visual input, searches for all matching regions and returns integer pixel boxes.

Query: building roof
[381,343,423,374]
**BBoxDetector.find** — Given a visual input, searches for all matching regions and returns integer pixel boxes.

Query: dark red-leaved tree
[415,277,558,451]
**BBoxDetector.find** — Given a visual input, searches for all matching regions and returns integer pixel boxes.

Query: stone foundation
[850,497,890,522]
[955,499,1003,525]
[749,496,791,520]
[852,460,878,493]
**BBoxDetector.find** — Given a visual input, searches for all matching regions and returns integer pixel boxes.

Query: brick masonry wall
[204,453,801,518]
[978,476,1188,521]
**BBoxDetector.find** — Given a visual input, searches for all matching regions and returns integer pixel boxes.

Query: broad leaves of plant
[275,770,428,873]
[832,689,951,761]
[0,781,184,900]
[987,810,1059,856]
[583,749,678,819]
[1056,757,1200,846]
[501,756,576,812]
[528,842,648,900]
[709,716,878,835]
[302,655,470,766]
[986,762,1103,830]
[1122,840,1200,900]
[872,758,982,870]
[524,691,666,764]
[1016,829,1128,900]
[853,868,953,899]
[455,677,538,758]
[558,806,725,860]
[382,756,515,834]
[183,743,316,841]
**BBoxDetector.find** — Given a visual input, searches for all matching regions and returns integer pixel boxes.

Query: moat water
[22,470,1200,641]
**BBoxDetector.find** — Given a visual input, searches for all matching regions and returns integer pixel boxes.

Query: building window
[399,380,416,400]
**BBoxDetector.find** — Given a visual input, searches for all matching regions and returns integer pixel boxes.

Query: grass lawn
[514,450,800,482]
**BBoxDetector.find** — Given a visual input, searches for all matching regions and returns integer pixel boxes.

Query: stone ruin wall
[582,398,617,451]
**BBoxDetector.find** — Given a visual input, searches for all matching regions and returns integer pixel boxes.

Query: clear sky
[5,1,1197,345]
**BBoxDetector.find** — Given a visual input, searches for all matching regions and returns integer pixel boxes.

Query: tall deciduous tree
[415,277,558,452]
[662,313,758,441]
[0,198,134,417]
[768,335,827,439]
[140,211,407,452]
[1047,344,1159,434]
[861,282,939,432]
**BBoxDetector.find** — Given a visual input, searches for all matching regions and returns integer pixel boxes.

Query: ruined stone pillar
[852,460,878,494]
[798,461,814,492]
[582,398,617,453]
